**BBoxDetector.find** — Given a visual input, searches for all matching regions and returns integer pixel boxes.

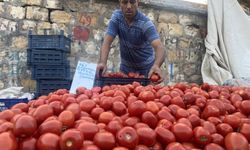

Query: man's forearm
[154,44,166,67]
[98,35,113,64]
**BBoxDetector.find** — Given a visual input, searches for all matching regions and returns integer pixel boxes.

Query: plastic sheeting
[201,0,250,85]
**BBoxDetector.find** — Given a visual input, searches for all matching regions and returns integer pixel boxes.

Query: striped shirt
[106,9,160,69]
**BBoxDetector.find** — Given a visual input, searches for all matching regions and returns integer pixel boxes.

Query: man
[96,0,166,83]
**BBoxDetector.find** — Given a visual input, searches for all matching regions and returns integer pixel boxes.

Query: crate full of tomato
[94,72,151,87]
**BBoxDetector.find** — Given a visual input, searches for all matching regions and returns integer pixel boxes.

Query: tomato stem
[66,140,73,147]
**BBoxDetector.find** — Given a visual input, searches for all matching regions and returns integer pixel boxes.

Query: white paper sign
[70,61,97,94]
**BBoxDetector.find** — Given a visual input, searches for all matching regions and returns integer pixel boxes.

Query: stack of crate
[27,30,72,97]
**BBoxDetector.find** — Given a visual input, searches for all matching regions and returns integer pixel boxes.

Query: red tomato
[223,115,241,129]
[32,104,54,124]
[0,121,13,133]
[11,103,29,112]
[202,121,217,134]
[204,143,225,150]
[183,92,196,105]
[157,109,175,123]
[188,105,200,112]
[150,142,163,150]
[141,111,158,129]
[0,110,14,121]
[177,118,192,129]
[66,103,81,120]
[124,117,140,127]
[150,73,160,82]
[182,142,198,150]
[134,122,150,130]
[155,126,176,145]
[13,114,37,138]
[165,142,186,150]
[225,132,248,150]
[116,126,139,149]
[201,105,220,119]
[0,131,17,150]
[113,146,129,150]
[79,100,96,113]
[195,97,206,109]
[175,108,189,119]
[106,120,123,135]
[170,96,185,108]
[138,91,155,102]
[90,107,104,120]
[10,108,22,115]
[171,123,193,142]
[98,111,114,124]
[159,95,171,105]
[207,117,222,126]
[207,99,226,115]
[58,110,75,129]
[193,126,211,145]
[187,114,201,128]
[48,101,64,116]
[216,123,233,137]
[77,122,99,140]
[239,100,250,115]
[60,129,84,150]
[239,123,250,142]
[18,137,37,150]
[136,127,156,146]
[113,92,126,101]
[76,94,89,103]
[63,97,77,107]
[38,120,63,135]
[128,100,146,117]
[211,133,224,146]
[99,96,113,110]
[93,131,116,150]
[112,101,127,116]
[157,119,173,130]
[146,101,159,114]
[37,133,60,150]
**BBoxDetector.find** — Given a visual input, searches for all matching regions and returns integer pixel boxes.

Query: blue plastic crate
[27,49,68,66]
[28,30,71,53]
[0,98,28,111]
[31,64,70,79]
[36,79,72,96]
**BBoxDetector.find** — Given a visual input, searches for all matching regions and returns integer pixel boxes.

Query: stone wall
[0,0,247,92]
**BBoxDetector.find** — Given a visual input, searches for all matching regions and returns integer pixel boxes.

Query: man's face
[120,0,139,20]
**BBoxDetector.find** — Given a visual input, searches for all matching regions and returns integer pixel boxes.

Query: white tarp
[201,0,250,85]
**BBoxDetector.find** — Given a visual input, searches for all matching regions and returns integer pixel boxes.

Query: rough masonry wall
[0,0,213,92]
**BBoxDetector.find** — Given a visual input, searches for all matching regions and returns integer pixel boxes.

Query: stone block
[8,5,25,19]
[11,36,27,49]
[26,6,48,21]
[158,11,178,23]
[45,0,61,9]
[50,10,72,24]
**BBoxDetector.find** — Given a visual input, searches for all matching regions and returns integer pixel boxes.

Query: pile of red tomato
[0,82,250,150]
[102,72,146,78]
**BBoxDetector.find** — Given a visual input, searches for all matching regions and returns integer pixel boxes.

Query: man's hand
[96,62,107,78]
[148,65,164,84]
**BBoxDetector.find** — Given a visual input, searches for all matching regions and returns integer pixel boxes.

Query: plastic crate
[36,79,72,96]
[94,77,150,87]
[0,98,28,111]
[28,30,71,53]
[31,64,70,79]
[27,49,68,66]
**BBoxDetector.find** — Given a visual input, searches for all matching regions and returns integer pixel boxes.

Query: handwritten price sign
[70,61,97,94]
